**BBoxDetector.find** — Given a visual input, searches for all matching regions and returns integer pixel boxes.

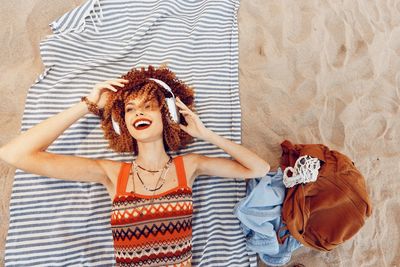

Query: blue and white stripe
[5,0,257,266]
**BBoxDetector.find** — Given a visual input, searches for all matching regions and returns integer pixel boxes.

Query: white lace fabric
[283,155,321,188]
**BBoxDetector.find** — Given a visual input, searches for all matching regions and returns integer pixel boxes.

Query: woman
[0,65,270,267]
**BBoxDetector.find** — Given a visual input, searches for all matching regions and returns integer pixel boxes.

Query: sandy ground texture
[1,0,399,266]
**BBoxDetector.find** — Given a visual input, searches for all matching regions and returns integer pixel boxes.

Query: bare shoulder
[182,153,206,168]
[181,153,198,164]
[180,153,199,188]
[181,153,199,170]
[96,158,123,188]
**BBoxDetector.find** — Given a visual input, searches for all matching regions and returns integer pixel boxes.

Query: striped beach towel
[5,0,257,266]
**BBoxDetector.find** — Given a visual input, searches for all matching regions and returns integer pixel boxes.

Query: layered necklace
[130,155,173,194]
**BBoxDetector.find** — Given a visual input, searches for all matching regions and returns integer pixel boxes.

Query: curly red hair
[100,65,196,154]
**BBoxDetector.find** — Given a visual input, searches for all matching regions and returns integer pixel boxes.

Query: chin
[130,129,163,141]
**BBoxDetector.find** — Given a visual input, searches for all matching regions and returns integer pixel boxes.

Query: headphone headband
[148,78,175,98]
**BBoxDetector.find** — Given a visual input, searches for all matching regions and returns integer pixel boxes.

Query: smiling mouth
[133,119,153,130]
[135,124,151,130]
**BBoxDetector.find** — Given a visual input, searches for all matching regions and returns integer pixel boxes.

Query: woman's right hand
[86,78,129,109]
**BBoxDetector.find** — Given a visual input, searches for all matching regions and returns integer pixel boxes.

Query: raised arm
[192,131,270,179]
[0,78,128,185]
[175,97,270,181]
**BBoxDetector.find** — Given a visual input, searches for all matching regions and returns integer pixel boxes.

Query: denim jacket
[233,168,303,266]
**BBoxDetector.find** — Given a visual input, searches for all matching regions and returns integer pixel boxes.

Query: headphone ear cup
[111,116,121,135]
[166,97,180,124]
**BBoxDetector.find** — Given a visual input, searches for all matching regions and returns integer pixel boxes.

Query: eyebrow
[125,99,150,107]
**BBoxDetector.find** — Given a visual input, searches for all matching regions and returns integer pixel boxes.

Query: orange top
[110,155,193,267]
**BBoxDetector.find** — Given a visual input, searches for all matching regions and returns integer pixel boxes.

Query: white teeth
[134,120,151,128]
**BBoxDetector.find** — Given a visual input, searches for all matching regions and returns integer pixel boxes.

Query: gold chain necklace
[136,163,163,173]
[134,162,168,192]
[135,156,172,173]
[129,157,172,194]
[134,156,172,191]
[130,158,172,216]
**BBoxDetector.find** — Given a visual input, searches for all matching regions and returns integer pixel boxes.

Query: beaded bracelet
[81,96,101,116]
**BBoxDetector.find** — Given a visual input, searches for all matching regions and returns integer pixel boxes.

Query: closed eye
[125,101,153,112]
[126,105,149,112]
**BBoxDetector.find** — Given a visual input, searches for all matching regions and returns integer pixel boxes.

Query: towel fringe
[54,0,104,35]
[89,0,104,33]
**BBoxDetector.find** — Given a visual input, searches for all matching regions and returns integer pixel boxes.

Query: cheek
[154,113,164,129]
[124,113,130,124]
[125,113,136,127]
[124,117,132,131]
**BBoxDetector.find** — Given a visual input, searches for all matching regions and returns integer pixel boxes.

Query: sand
[1,0,399,266]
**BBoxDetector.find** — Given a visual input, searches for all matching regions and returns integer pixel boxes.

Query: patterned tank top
[111,155,193,267]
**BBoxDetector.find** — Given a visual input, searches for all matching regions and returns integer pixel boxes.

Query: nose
[135,111,144,116]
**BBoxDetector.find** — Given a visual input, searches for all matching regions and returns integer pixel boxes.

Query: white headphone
[111,78,180,135]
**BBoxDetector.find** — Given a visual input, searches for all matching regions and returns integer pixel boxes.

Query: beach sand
[1,0,399,266]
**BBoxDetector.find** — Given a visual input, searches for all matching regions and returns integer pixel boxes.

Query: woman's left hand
[176,97,210,139]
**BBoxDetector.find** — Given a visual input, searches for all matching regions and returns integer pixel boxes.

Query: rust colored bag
[277,140,372,251]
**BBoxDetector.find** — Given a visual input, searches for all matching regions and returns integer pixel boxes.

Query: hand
[86,78,129,109]
[175,97,209,139]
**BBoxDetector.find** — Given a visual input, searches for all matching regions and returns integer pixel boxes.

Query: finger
[179,124,187,131]
[179,110,191,115]
[117,78,129,83]
[107,80,125,87]
[105,87,117,92]
[175,99,191,111]
[100,84,117,92]
[95,83,111,90]
[179,104,195,115]
[179,113,192,119]
[176,97,188,107]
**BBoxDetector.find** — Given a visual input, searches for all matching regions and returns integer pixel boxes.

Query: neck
[136,139,171,170]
